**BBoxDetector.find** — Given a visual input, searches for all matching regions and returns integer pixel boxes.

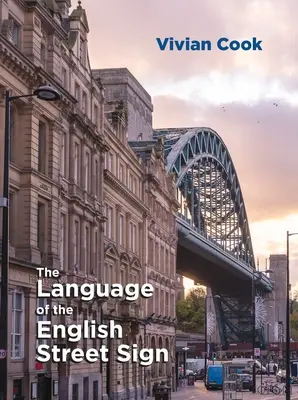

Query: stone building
[93,68,154,141]
[0,0,106,398]
[95,69,178,398]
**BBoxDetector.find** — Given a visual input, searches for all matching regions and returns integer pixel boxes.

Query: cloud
[152,95,298,222]
[83,0,298,86]
[80,0,298,278]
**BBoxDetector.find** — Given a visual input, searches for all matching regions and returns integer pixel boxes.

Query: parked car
[237,374,253,391]
[194,368,205,381]
[276,369,286,382]
[229,373,253,391]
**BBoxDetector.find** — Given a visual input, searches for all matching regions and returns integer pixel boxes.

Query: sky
[78,0,298,286]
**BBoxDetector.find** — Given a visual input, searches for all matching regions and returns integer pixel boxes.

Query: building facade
[95,69,179,399]
[0,0,106,398]
[93,68,154,142]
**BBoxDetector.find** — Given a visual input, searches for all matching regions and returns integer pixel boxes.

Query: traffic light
[213,352,217,361]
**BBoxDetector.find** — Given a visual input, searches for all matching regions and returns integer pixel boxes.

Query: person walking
[273,364,277,375]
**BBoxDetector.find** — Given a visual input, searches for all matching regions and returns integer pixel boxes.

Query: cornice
[104,169,149,214]
[0,39,36,86]
[0,38,77,112]
[69,112,106,150]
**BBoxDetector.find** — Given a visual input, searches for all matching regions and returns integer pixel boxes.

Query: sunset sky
[79,0,298,286]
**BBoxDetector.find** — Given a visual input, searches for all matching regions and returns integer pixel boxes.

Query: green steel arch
[154,127,255,269]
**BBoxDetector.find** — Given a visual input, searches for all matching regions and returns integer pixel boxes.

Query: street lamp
[182,346,189,378]
[252,268,273,393]
[204,294,220,377]
[0,86,61,400]
[285,231,298,400]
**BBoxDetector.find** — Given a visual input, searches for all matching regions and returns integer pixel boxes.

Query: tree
[176,285,205,333]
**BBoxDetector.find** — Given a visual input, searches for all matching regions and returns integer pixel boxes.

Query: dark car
[236,374,253,391]
[194,368,205,381]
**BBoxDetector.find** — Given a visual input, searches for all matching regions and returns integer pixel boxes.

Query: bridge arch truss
[154,127,255,269]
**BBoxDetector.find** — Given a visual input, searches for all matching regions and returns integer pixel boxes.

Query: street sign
[0,350,7,359]
[254,348,260,357]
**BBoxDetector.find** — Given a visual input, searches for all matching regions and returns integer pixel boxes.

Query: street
[170,379,298,400]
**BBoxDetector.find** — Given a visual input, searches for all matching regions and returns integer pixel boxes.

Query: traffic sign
[0,350,7,359]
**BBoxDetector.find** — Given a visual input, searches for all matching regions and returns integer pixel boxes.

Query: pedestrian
[273,364,277,375]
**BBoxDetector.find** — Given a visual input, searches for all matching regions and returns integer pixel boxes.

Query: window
[155,243,159,267]
[11,290,24,359]
[13,379,23,398]
[75,83,80,105]
[165,292,169,317]
[10,17,20,47]
[149,237,154,265]
[74,220,79,265]
[120,269,125,285]
[61,67,67,89]
[37,202,46,254]
[119,215,124,246]
[119,163,124,183]
[165,249,169,275]
[74,142,79,183]
[94,104,98,126]
[72,383,79,400]
[80,37,86,66]
[95,159,99,197]
[38,121,47,174]
[132,177,137,194]
[161,246,165,272]
[60,214,65,269]
[85,226,90,274]
[171,294,175,317]
[107,206,113,239]
[93,381,98,400]
[129,222,136,253]
[94,230,98,275]
[129,174,137,193]
[36,297,49,347]
[108,153,113,173]
[40,42,46,66]
[60,132,66,177]
[83,377,89,400]
[82,91,87,114]
[85,152,90,191]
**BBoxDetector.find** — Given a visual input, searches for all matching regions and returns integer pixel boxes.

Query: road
[170,378,298,400]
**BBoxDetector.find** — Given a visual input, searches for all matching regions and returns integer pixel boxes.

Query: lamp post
[252,268,273,393]
[182,346,189,383]
[0,86,61,400]
[286,231,298,400]
[204,294,220,379]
